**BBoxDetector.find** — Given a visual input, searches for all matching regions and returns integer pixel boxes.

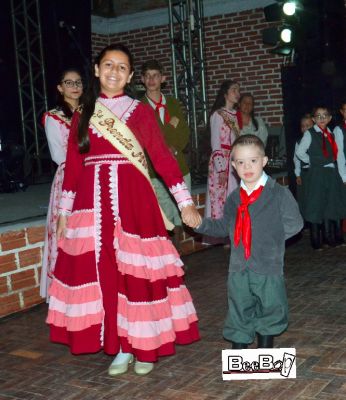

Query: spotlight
[280,27,293,43]
[262,1,300,56]
[283,2,296,16]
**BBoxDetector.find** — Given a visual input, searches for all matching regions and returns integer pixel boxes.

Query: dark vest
[307,127,334,167]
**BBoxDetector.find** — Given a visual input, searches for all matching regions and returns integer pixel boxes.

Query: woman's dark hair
[210,80,239,115]
[56,68,82,119]
[78,43,135,153]
[239,93,258,131]
[336,101,346,125]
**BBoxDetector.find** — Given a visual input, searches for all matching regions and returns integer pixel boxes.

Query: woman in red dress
[46,44,201,376]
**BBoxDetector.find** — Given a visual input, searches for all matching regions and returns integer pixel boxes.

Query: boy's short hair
[231,134,265,159]
[312,106,331,116]
[141,60,164,75]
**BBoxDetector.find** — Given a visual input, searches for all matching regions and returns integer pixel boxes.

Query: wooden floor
[1,232,346,400]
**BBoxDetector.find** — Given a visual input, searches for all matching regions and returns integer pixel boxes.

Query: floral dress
[46,94,200,362]
[205,108,240,220]
[40,109,70,299]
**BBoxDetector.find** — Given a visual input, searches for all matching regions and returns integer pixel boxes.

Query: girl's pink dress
[204,109,239,244]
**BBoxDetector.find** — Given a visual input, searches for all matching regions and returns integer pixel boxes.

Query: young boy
[141,60,191,249]
[296,106,345,249]
[195,134,303,348]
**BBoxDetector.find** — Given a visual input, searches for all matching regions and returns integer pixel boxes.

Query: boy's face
[231,144,268,189]
[141,69,165,92]
[312,108,332,130]
[339,104,346,121]
[300,117,313,133]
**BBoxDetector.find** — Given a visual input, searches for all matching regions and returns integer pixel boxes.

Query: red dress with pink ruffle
[46,94,199,362]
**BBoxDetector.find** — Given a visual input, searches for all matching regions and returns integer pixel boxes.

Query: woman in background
[238,93,268,147]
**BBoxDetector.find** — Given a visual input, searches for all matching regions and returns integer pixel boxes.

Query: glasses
[314,114,330,120]
[62,79,83,88]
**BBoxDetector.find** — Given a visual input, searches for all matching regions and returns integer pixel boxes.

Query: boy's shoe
[257,334,274,348]
[108,353,134,376]
[310,223,322,249]
[134,361,154,376]
[334,220,345,246]
[232,342,248,349]
[322,220,336,247]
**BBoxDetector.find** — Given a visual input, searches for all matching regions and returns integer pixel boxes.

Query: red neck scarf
[234,185,264,259]
[236,110,243,130]
[147,94,170,124]
[343,121,346,129]
[319,126,338,161]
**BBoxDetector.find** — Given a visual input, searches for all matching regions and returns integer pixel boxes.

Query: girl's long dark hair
[78,43,135,153]
[56,68,82,119]
[336,101,346,126]
[210,80,238,115]
[239,93,258,131]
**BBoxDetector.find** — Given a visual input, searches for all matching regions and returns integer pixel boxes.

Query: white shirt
[240,171,268,195]
[146,93,166,124]
[44,115,69,165]
[295,124,335,168]
[293,142,309,177]
[333,125,346,182]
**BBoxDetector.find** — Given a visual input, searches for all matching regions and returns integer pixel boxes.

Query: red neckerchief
[343,121,346,129]
[236,110,243,130]
[319,125,338,161]
[234,185,264,260]
[147,94,171,124]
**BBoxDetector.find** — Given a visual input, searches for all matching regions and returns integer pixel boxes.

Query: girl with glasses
[40,68,83,300]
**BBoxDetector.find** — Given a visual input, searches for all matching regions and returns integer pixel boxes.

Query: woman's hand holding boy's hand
[181,204,202,228]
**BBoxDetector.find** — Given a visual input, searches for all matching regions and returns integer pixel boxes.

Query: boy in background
[141,60,191,250]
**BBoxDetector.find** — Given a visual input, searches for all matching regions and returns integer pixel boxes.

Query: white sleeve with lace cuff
[58,190,76,216]
[169,182,194,211]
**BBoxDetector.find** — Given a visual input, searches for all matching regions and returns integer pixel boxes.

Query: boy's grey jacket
[196,177,303,275]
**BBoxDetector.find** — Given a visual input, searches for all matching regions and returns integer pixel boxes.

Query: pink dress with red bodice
[46,95,199,362]
[40,109,70,299]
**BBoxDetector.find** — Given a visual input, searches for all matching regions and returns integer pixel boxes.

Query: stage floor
[0,183,50,226]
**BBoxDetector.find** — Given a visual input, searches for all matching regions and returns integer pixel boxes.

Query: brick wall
[0,195,206,318]
[91,7,284,125]
[0,226,44,317]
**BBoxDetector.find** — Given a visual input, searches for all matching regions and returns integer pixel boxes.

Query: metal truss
[11,0,48,177]
[168,0,208,181]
